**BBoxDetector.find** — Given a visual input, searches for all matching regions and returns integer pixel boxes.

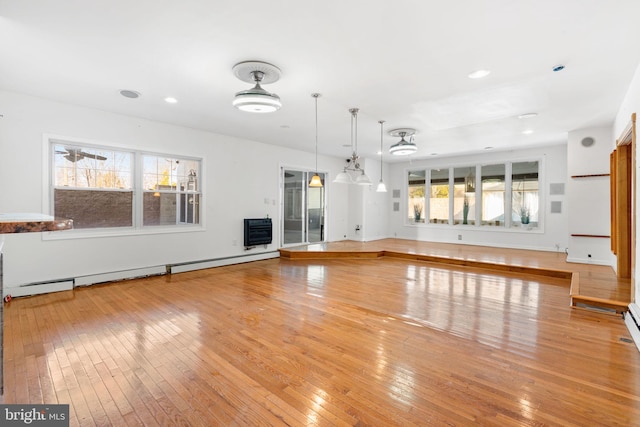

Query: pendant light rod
[349,108,359,154]
[313,93,320,173]
[309,93,323,188]
[377,120,387,192]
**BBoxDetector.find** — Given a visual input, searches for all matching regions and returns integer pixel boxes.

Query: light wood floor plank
[2,246,639,426]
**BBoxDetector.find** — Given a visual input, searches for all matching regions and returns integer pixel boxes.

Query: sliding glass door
[282,168,325,245]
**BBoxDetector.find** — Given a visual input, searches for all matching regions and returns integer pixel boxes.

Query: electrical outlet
[458,234,462,240]
[232,239,237,246]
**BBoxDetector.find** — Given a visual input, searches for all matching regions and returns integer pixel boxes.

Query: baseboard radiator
[3,251,280,298]
[167,250,279,274]
[624,303,640,352]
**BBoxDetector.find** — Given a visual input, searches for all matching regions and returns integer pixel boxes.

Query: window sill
[404,222,543,234]
[42,224,205,241]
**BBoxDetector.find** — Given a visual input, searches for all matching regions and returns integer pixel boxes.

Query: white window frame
[43,134,204,240]
[404,156,544,233]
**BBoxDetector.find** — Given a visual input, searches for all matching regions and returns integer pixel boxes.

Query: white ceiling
[2,1,640,162]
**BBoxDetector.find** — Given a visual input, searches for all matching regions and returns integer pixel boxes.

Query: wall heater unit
[244,218,272,247]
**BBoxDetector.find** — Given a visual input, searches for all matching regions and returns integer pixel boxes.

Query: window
[481,164,505,226]
[406,159,540,230]
[51,140,201,231]
[142,155,200,226]
[53,143,134,229]
[408,170,426,223]
[511,161,539,227]
[429,169,449,224]
[453,166,476,225]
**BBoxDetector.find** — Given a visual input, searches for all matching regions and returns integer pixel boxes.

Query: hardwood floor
[2,250,639,425]
[281,239,632,310]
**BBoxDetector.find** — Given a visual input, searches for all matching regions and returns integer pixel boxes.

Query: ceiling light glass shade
[333,170,352,184]
[355,171,372,185]
[309,173,323,187]
[376,179,387,192]
[389,140,418,155]
[233,84,281,113]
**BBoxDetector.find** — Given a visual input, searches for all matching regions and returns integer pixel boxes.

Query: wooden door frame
[613,113,636,296]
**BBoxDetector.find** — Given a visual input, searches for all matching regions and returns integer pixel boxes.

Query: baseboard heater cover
[4,279,74,298]
[75,265,166,287]
[168,251,280,274]
[625,303,640,353]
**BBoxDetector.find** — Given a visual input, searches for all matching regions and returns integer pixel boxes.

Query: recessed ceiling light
[552,64,565,72]
[164,97,178,104]
[280,125,290,129]
[468,69,491,79]
[377,150,382,155]
[430,152,438,156]
[120,89,141,99]
[484,146,493,150]
[522,129,534,135]
[518,112,538,119]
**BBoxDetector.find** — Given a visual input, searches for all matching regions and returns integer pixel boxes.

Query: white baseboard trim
[566,256,611,266]
[625,303,640,353]
[168,251,280,274]
[4,279,74,298]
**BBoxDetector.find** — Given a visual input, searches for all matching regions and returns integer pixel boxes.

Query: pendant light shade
[334,170,352,184]
[309,93,324,187]
[376,120,387,192]
[389,128,417,156]
[232,61,282,113]
[333,108,371,185]
[309,174,323,187]
[355,171,372,185]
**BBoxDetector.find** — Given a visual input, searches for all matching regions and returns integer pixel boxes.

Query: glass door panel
[307,173,325,243]
[282,169,326,245]
[283,170,305,244]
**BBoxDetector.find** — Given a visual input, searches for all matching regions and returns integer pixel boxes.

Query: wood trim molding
[617,112,636,146]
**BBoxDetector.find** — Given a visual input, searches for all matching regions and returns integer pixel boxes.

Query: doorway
[611,113,635,296]
[282,168,326,246]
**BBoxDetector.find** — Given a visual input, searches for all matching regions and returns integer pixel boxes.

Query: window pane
[512,161,539,227]
[481,164,505,226]
[453,166,476,225]
[142,154,201,226]
[53,144,132,189]
[408,170,425,223]
[430,169,449,224]
[54,189,133,228]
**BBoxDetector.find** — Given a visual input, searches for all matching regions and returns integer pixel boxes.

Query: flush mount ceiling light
[334,108,372,185]
[388,128,417,156]
[232,61,282,113]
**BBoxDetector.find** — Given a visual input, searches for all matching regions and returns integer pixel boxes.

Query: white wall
[0,90,349,289]
[614,62,640,304]
[386,144,569,252]
[566,126,616,265]
[361,157,390,241]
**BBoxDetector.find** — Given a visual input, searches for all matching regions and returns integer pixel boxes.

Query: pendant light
[333,108,371,185]
[232,61,282,113]
[309,93,323,187]
[376,120,387,192]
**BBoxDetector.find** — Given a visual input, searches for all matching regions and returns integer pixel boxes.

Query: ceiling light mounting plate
[232,61,281,84]
[388,128,416,137]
